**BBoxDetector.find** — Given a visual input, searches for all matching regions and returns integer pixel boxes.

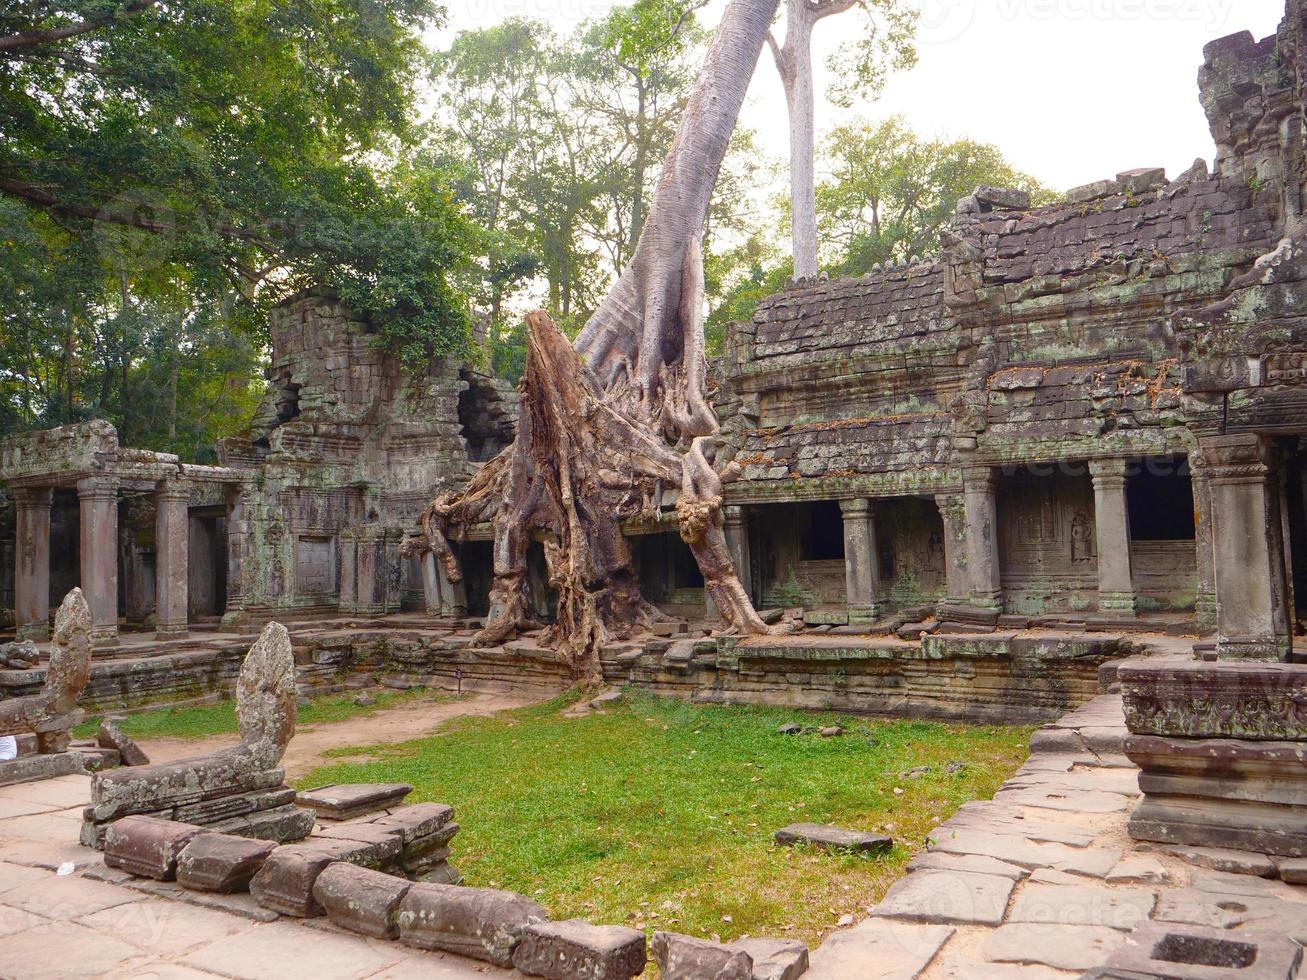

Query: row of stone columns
[13,477,191,645]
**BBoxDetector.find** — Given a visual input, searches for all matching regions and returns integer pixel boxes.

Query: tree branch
[0,1,160,53]
[811,0,860,22]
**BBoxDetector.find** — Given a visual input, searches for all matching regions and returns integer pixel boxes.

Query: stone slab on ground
[905,851,1027,881]
[983,922,1127,972]
[1098,921,1303,980]
[1007,882,1156,931]
[249,839,377,917]
[806,920,953,979]
[1153,887,1307,942]
[512,919,647,979]
[1158,843,1279,878]
[730,937,809,980]
[651,932,752,980]
[1105,854,1171,885]
[773,822,892,854]
[875,869,1014,926]
[297,783,413,821]
[0,919,141,980]
[104,815,208,880]
[181,918,408,980]
[176,833,278,893]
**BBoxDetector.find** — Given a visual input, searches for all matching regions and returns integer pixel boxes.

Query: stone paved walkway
[807,693,1307,979]
[0,774,509,980]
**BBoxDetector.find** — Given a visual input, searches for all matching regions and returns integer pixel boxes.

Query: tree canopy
[0,0,477,455]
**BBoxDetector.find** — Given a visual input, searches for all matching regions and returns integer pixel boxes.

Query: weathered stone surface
[395,881,546,967]
[1105,855,1171,885]
[365,803,454,843]
[512,919,647,979]
[103,815,207,880]
[296,783,412,821]
[806,920,952,979]
[983,923,1127,971]
[773,823,892,854]
[176,833,278,893]
[1159,843,1278,878]
[249,839,377,917]
[874,868,1014,926]
[0,590,93,754]
[313,861,412,940]
[1121,662,1307,740]
[729,938,808,980]
[95,722,149,767]
[1007,882,1155,930]
[905,851,1026,880]
[1277,856,1307,883]
[1153,887,1307,943]
[0,640,39,669]
[651,932,752,980]
[1100,921,1302,980]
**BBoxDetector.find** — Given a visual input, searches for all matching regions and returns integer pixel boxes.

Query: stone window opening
[458,370,514,463]
[1128,456,1196,541]
[801,500,845,561]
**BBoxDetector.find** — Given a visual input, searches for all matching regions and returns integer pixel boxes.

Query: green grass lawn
[73,688,453,741]
[299,691,1033,948]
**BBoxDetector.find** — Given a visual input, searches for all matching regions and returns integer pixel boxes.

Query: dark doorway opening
[1128,456,1196,541]
[459,540,495,618]
[800,500,845,561]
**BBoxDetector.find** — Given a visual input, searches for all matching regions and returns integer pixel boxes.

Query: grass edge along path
[299,689,1035,949]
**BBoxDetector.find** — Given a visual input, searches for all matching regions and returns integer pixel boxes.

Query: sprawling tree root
[412,0,782,683]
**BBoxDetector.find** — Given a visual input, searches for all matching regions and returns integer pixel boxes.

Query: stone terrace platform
[808,694,1307,978]
[0,774,507,979]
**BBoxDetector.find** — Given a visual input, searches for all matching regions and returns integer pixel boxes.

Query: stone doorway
[188,510,228,620]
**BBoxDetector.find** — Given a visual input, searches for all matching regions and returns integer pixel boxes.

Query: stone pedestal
[839,498,880,623]
[154,480,190,638]
[77,477,119,645]
[14,487,53,641]
[934,493,968,605]
[1199,435,1291,659]
[1089,458,1137,615]
[1122,661,1307,860]
[961,466,1002,611]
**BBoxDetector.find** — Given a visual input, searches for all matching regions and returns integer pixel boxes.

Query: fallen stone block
[249,839,379,916]
[1277,857,1307,884]
[103,815,207,880]
[512,919,647,979]
[296,783,413,821]
[651,932,752,980]
[366,802,454,843]
[313,862,413,940]
[773,823,891,855]
[313,823,403,864]
[729,938,808,980]
[176,833,278,893]
[95,721,150,767]
[875,868,1014,927]
[1099,921,1302,980]
[396,881,547,967]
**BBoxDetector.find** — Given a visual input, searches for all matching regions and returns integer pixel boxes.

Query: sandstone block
[512,919,647,979]
[296,783,412,821]
[313,862,412,940]
[874,868,1014,926]
[1100,921,1301,980]
[773,823,891,854]
[396,881,547,967]
[729,938,808,980]
[95,721,149,767]
[103,815,207,880]
[250,839,377,917]
[366,802,453,843]
[651,932,752,980]
[176,832,277,892]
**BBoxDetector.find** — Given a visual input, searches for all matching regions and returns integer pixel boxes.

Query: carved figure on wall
[1071,510,1096,563]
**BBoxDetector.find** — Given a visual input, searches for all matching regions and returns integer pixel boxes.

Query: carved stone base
[846,603,879,625]
[1121,661,1307,740]
[1217,636,1285,660]
[1125,733,1307,858]
[1098,592,1137,615]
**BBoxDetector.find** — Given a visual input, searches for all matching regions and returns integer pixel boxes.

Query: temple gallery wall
[4,11,1307,722]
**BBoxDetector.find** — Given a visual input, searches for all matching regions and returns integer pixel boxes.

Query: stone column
[1201,434,1292,659]
[722,506,752,604]
[839,498,880,623]
[14,487,53,640]
[77,476,119,645]
[1189,454,1218,632]
[154,479,190,638]
[438,550,468,617]
[222,484,248,622]
[934,493,968,605]
[337,529,358,614]
[420,552,442,616]
[961,465,1002,611]
[1089,458,1137,615]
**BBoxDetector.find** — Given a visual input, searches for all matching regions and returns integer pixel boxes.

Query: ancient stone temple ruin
[3,5,1307,720]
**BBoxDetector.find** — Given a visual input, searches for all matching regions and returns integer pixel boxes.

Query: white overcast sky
[431,0,1286,192]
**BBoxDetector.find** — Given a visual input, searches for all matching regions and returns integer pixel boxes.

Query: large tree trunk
[411,0,781,684]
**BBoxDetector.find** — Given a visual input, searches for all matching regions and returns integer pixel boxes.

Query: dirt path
[136,692,537,780]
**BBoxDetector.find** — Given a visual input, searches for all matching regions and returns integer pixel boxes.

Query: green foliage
[301,691,1033,945]
[824,0,920,108]
[0,0,477,444]
[818,116,1058,276]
